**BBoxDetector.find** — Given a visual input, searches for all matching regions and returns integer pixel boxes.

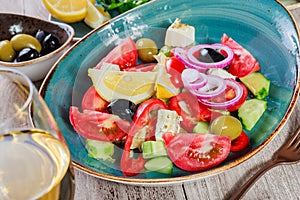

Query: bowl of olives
[0,13,74,81]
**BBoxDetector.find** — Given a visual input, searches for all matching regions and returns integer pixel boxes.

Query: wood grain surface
[1,1,300,199]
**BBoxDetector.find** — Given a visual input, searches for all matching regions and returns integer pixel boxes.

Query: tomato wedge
[95,37,138,70]
[163,133,231,172]
[221,33,260,77]
[230,131,250,152]
[81,86,109,112]
[166,57,186,88]
[69,106,130,142]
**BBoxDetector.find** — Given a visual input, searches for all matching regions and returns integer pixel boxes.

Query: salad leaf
[96,0,151,13]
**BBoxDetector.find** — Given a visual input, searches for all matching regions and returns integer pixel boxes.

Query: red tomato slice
[163,133,231,172]
[81,86,109,112]
[221,33,260,77]
[230,131,250,152]
[69,106,130,142]
[95,37,138,70]
[166,57,186,88]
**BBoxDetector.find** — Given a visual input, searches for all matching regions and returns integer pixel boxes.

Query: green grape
[209,115,242,140]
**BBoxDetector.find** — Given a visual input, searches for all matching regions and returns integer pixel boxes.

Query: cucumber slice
[240,72,270,99]
[238,99,267,130]
[144,156,173,175]
[193,121,209,134]
[85,139,115,163]
[142,141,168,159]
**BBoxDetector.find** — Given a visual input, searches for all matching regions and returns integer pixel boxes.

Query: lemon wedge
[84,0,111,29]
[42,0,87,23]
[89,63,158,104]
[154,54,180,99]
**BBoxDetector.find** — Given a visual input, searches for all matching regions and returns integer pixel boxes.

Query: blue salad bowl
[40,0,300,185]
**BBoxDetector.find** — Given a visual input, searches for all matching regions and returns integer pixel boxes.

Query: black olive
[107,99,138,122]
[199,48,226,63]
[15,48,39,62]
[35,29,48,43]
[41,34,61,55]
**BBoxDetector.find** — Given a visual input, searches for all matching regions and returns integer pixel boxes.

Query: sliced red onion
[181,68,208,90]
[189,75,226,99]
[173,47,208,73]
[199,79,243,110]
[187,44,234,69]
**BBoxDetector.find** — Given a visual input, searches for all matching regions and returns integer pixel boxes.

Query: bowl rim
[40,0,300,185]
[0,13,74,67]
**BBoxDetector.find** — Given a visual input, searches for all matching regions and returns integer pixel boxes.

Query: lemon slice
[88,64,158,104]
[42,0,87,23]
[84,0,111,29]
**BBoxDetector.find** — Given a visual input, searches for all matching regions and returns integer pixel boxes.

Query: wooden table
[2,1,300,199]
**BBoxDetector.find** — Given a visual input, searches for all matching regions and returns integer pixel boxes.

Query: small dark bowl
[0,13,74,81]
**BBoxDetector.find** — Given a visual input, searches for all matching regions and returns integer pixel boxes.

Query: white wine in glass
[0,68,74,200]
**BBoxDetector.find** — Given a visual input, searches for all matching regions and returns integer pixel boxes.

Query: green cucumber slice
[85,139,115,163]
[240,72,270,99]
[142,141,168,159]
[238,99,267,130]
[193,121,209,134]
[144,156,173,174]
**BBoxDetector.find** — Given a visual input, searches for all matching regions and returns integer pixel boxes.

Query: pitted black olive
[35,29,48,43]
[16,48,39,62]
[199,48,226,63]
[41,34,61,55]
[107,99,138,122]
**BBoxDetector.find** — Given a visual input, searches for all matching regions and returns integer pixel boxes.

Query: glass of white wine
[0,67,74,200]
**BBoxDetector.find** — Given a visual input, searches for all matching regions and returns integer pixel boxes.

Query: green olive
[0,40,16,62]
[10,34,42,53]
[209,115,242,140]
[136,38,158,63]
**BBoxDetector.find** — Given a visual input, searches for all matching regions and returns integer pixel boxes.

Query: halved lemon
[88,64,158,104]
[42,0,87,23]
[84,0,111,29]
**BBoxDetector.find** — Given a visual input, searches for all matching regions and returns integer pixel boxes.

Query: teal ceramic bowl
[40,0,300,185]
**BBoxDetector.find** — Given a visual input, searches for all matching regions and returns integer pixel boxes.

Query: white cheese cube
[155,109,182,141]
[164,18,195,47]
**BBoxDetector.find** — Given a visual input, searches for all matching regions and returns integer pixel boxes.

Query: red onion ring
[189,75,226,99]
[181,68,208,90]
[199,79,243,110]
[187,44,234,69]
[173,47,208,72]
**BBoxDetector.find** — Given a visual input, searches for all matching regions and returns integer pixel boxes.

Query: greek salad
[69,18,270,176]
